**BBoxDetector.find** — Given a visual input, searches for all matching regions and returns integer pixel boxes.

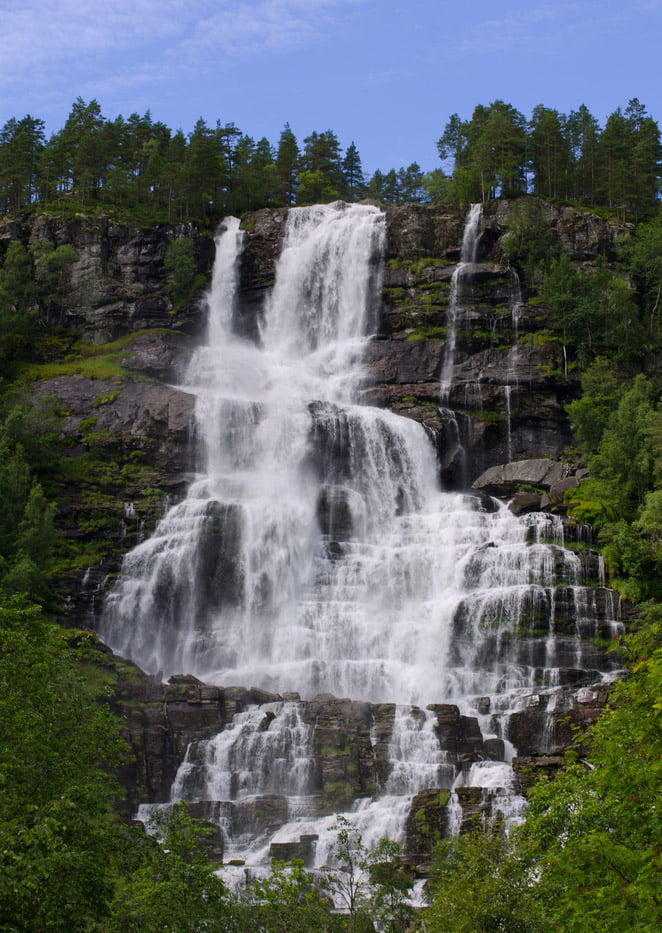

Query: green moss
[517,330,557,346]
[170,273,207,312]
[399,396,439,411]
[323,781,354,800]
[457,408,507,423]
[63,629,146,697]
[92,390,121,407]
[405,326,446,341]
[20,357,129,381]
[46,444,166,589]
[16,328,171,383]
[83,429,116,450]
[79,416,97,433]
[409,257,448,276]
[413,810,430,836]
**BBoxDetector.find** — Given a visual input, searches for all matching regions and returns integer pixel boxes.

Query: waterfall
[440,203,482,403]
[100,202,622,870]
[504,267,524,461]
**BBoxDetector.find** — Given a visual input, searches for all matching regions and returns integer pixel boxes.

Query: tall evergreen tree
[397,162,425,202]
[0,115,45,212]
[181,118,233,219]
[365,168,386,200]
[298,130,343,203]
[597,107,632,219]
[437,101,527,202]
[566,104,601,203]
[528,105,570,200]
[275,123,299,205]
[341,142,365,201]
[625,98,661,220]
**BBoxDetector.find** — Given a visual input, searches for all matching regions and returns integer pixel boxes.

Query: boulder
[472,459,573,497]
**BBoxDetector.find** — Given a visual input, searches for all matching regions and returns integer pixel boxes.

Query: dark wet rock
[302,694,376,809]
[269,834,319,867]
[405,788,451,874]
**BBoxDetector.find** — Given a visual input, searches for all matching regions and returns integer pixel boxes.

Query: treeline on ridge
[0,96,659,223]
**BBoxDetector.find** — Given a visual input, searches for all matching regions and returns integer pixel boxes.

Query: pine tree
[0,115,45,212]
[341,142,365,201]
[528,105,570,200]
[566,104,601,203]
[275,123,299,205]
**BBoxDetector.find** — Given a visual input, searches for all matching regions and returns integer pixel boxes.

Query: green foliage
[0,240,39,364]
[590,374,655,515]
[242,859,342,932]
[421,168,453,203]
[528,105,571,200]
[0,597,128,932]
[322,817,415,932]
[437,97,660,218]
[107,804,239,932]
[296,130,344,205]
[0,236,76,365]
[627,209,662,349]
[1,101,359,221]
[419,831,547,932]
[342,142,365,202]
[566,369,662,597]
[1,95,660,223]
[91,390,120,409]
[275,123,299,205]
[0,114,45,212]
[366,163,426,204]
[541,254,641,366]
[437,100,528,203]
[164,237,198,301]
[0,413,59,600]
[566,357,622,455]
[500,200,559,281]
[16,329,163,382]
[297,169,343,206]
[515,613,662,932]
[30,238,77,323]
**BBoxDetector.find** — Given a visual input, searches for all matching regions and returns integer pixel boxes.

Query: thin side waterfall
[440,203,482,403]
[504,267,524,461]
[100,203,622,872]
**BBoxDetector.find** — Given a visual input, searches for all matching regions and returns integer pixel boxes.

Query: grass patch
[405,326,446,341]
[93,390,121,407]
[16,329,171,382]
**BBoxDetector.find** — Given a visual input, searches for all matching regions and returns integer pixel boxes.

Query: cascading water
[440,203,482,403]
[101,202,621,873]
[504,267,525,461]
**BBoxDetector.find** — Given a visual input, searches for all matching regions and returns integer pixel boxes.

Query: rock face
[0,215,214,342]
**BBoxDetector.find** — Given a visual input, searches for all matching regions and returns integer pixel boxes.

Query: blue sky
[1,0,660,175]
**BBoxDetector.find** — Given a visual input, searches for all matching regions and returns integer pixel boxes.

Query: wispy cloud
[367,68,413,87]
[452,2,594,56]
[0,0,364,117]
